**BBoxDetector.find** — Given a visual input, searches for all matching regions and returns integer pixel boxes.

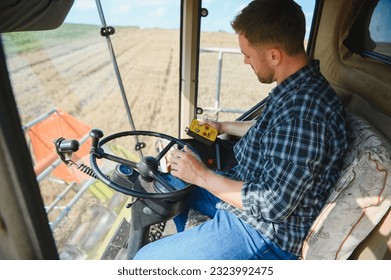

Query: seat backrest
[301,112,391,259]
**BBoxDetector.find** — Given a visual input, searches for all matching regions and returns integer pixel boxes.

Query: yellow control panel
[186,119,218,146]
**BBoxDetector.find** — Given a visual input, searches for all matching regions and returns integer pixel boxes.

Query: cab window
[344,0,391,65]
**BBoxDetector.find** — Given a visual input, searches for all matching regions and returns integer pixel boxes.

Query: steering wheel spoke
[150,171,178,193]
[102,152,138,169]
[156,140,177,162]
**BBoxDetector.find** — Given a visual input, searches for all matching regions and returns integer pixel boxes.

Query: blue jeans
[133,187,298,260]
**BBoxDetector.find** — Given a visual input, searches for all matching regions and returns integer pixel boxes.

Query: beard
[256,68,275,84]
[251,56,275,84]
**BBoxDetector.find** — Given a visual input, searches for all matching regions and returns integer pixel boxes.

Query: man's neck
[275,53,309,84]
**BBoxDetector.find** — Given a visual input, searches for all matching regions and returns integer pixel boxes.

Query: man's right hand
[200,119,255,137]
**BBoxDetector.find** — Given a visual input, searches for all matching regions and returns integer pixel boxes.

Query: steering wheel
[89,129,196,199]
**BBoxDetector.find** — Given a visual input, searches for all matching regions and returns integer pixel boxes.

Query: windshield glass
[2,0,181,260]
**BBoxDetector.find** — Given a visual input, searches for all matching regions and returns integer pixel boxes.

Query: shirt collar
[269,60,320,101]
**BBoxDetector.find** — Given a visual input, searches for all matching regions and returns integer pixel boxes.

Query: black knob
[90,129,104,149]
[90,129,103,139]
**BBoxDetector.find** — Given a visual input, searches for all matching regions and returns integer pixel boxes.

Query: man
[134,0,347,260]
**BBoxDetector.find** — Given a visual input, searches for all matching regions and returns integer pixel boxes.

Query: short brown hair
[231,0,306,55]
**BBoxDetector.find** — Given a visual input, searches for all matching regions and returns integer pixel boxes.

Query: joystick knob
[90,129,104,153]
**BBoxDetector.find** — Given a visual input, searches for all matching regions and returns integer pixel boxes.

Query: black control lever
[89,129,104,157]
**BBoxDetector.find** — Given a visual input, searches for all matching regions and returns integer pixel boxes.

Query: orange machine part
[29,109,92,183]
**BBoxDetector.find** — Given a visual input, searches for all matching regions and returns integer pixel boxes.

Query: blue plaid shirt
[218,60,347,256]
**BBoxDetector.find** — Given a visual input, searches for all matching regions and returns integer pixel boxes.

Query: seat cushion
[301,112,391,259]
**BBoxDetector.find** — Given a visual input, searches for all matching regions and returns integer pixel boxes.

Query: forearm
[220,120,255,137]
[194,170,244,209]
[170,146,244,209]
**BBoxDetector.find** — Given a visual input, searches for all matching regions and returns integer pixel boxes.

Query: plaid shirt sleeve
[241,117,327,222]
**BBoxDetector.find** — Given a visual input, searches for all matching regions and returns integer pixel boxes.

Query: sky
[65,0,316,35]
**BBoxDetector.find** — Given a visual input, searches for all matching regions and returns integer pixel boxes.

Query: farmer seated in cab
[134,0,347,260]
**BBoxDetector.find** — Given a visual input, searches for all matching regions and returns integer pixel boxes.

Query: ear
[267,49,282,66]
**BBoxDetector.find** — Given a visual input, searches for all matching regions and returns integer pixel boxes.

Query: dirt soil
[6,28,274,258]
